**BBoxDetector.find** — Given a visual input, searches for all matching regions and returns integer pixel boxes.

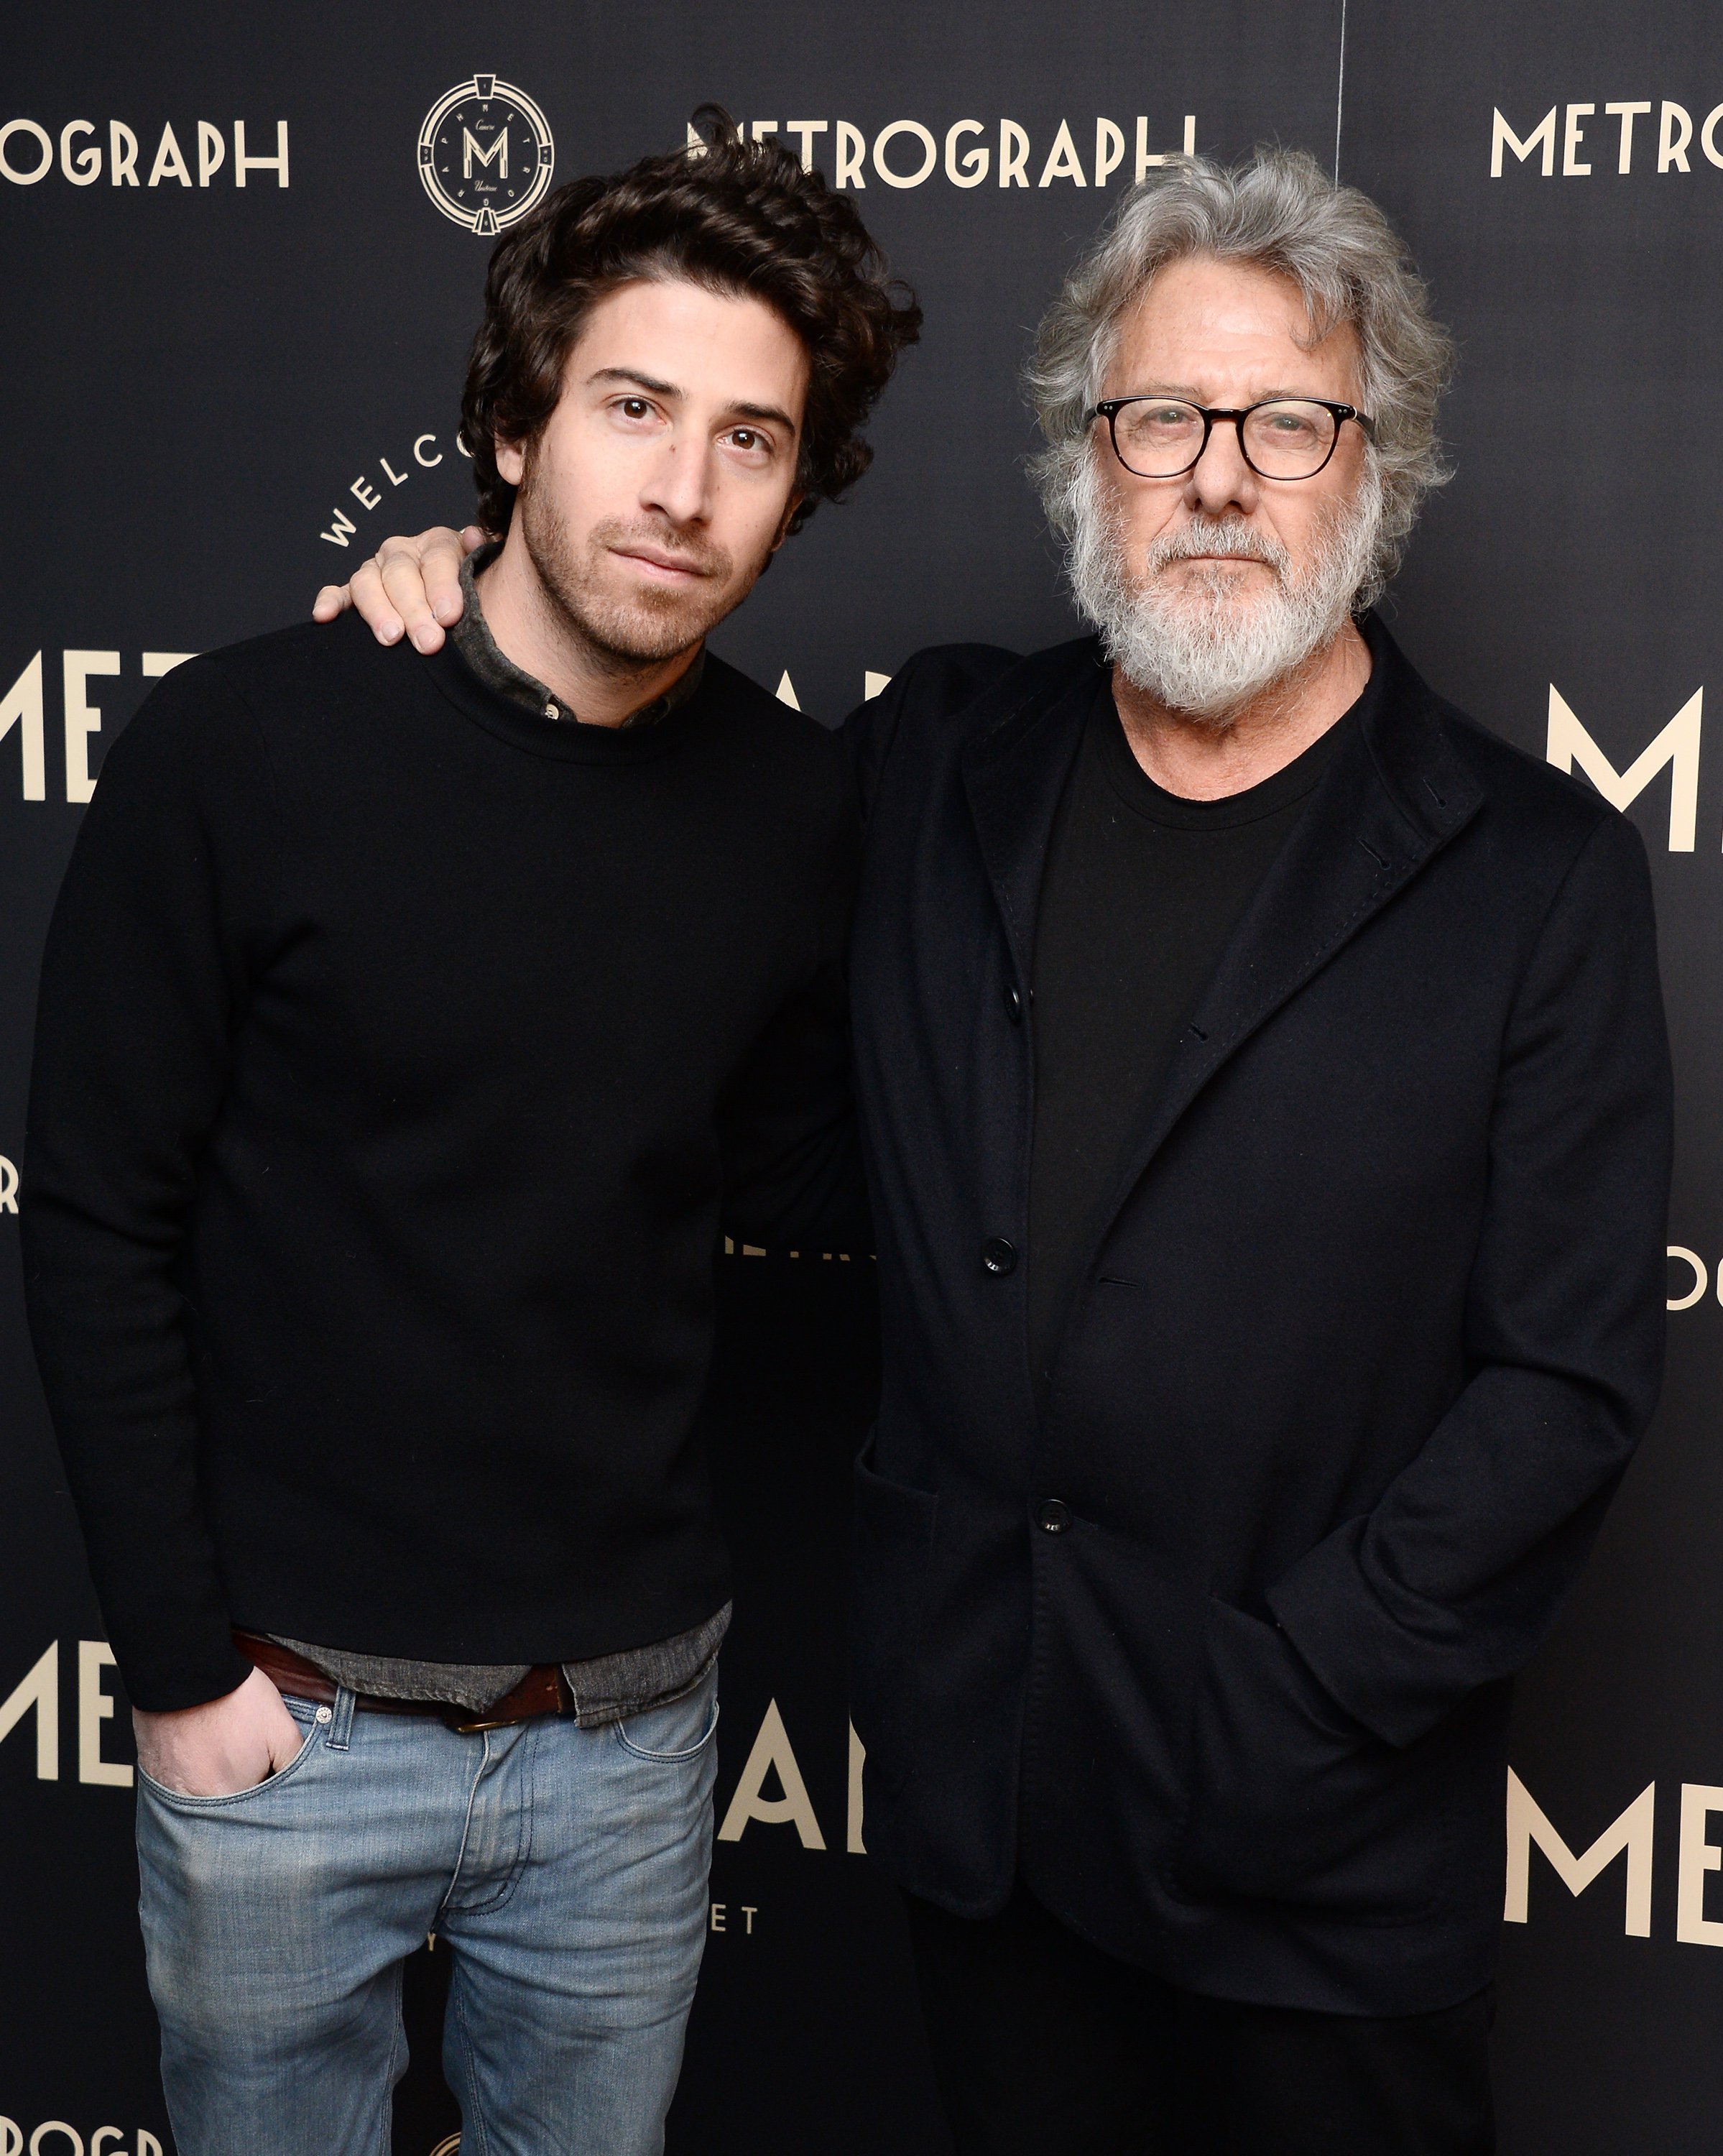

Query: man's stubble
[517,464,759,677]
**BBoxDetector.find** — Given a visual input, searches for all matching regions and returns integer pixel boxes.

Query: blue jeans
[136,1669,720,2156]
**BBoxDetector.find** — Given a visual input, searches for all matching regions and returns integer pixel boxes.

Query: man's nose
[643,436,713,527]
[1183,417,1259,517]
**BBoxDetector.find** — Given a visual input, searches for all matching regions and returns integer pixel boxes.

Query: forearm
[22,661,272,1710]
[1268,810,1672,1747]
[1267,1364,1639,1746]
[24,1186,251,1711]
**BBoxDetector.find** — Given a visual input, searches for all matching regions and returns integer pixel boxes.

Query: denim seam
[448,1976,491,2156]
[377,1961,406,2156]
[443,1729,533,1918]
[435,1733,491,1929]
[471,1721,535,1917]
[613,1690,721,1764]
[328,1682,356,1752]
[134,1719,326,1810]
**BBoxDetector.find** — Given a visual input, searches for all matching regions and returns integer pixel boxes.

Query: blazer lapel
[959,645,1106,980]
[1089,627,1486,1240]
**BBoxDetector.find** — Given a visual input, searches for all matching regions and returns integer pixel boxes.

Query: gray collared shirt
[270,1603,729,1723]
[267,547,726,1722]
[451,541,706,727]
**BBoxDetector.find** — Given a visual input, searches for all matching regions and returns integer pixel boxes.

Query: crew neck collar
[419,632,711,764]
[452,540,705,732]
[1096,629,1384,831]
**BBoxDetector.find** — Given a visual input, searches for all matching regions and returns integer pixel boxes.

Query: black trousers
[905,1886,1495,2156]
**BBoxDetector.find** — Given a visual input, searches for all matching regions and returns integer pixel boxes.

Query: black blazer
[845,619,1671,2014]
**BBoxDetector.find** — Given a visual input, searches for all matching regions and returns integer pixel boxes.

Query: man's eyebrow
[586,367,796,433]
[587,365,683,398]
[728,400,798,433]
[1124,382,1335,404]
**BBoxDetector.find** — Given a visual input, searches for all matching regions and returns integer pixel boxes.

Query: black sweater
[23,617,863,1712]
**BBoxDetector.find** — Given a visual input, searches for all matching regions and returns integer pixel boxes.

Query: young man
[343,153,1671,2154]
[23,129,916,2156]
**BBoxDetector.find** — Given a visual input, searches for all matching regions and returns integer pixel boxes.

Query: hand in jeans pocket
[134,1664,308,1799]
[1175,1599,1443,1918]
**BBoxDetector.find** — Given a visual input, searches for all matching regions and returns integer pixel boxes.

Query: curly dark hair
[461,109,922,538]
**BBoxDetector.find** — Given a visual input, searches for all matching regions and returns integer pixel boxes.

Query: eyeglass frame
[1089,395,1375,482]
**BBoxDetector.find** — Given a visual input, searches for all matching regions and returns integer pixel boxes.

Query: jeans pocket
[614,1675,721,1764]
[136,1699,325,1812]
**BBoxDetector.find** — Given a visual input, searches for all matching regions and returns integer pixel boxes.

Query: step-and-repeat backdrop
[5,3,1723,2150]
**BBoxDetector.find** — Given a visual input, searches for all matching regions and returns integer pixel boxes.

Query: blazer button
[1004,983,1023,1024]
[1037,1498,1071,1534]
[981,1237,1018,1275]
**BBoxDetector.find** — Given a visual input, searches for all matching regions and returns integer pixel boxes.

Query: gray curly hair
[1027,149,1454,608]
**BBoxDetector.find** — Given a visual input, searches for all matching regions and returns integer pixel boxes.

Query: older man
[328,152,1670,2155]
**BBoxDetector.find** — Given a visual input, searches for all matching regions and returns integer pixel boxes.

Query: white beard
[1067,460,1385,726]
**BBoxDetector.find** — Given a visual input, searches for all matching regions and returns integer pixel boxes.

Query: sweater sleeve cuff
[1266,1515,1463,1751]
[114,1628,257,1716]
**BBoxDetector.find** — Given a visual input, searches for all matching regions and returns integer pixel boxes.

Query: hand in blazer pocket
[1173,1598,1449,1922]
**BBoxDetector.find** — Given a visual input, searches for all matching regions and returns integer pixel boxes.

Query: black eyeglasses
[1090,396,1374,482]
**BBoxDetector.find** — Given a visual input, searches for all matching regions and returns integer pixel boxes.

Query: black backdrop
[5,4,1723,2149]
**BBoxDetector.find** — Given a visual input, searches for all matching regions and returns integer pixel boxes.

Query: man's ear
[770,495,805,553]
[495,437,527,487]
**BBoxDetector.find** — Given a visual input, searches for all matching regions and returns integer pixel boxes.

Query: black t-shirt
[1027,677,1354,1384]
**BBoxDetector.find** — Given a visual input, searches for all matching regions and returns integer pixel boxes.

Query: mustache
[1145,519,1291,576]
[1066,454,1386,725]
[590,517,731,581]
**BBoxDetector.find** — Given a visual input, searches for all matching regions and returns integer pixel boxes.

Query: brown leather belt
[235,1633,574,1735]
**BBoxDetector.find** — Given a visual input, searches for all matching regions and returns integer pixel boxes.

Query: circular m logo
[418,75,554,235]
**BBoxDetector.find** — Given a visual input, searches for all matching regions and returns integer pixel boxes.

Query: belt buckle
[447,1667,572,1735]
